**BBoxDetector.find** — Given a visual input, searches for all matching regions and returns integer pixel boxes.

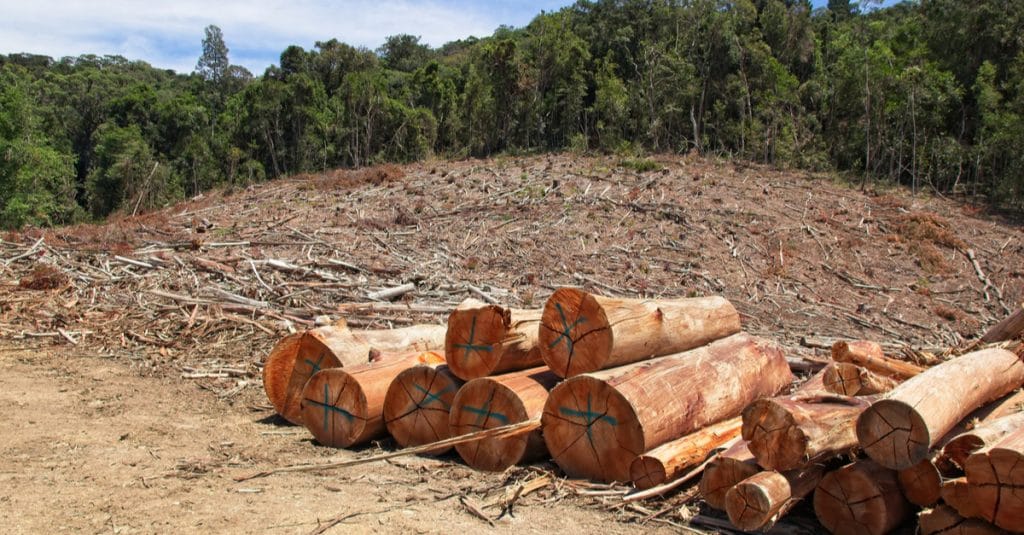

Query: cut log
[629,417,742,490]
[919,505,1010,535]
[943,477,983,520]
[444,299,543,381]
[832,340,924,379]
[743,393,875,471]
[542,333,792,482]
[813,460,911,535]
[899,457,945,507]
[725,465,826,531]
[980,304,1024,344]
[263,322,446,424]
[382,363,464,453]
[822,362,899,396]
[537,288,740,378]
[856,348,1024,470]
[700,441,760,511]
[300,351,445,448]
[945,411,1024,470]
[449,367,558,472]
[964,426,1024,531]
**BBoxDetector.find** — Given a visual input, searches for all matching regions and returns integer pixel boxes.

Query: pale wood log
[449,367,558,472]
[964,426,1024,531]
[919,505,1010,535]
[382,363,463,453]
[629,417,741,490]
[300,351,445,447]
[537,288,740,377]
[813,460,911,535]
[542,333,792,482]
[856,348,1024,470]
[822,362,899,396]
[832,340,924,379]
[980,304,1024,344]
[700,441,760,511]
[945,411,1024,470]
[944,477,984,520]
[724,465,825,531]
[444,299,543,381]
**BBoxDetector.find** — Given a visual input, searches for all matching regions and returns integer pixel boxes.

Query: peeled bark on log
[537,288,740,378]
[981,304,1024,344]
[382,363,464,452]
[263,322,446,424]
[725,465,826,531]
[813,460,911,535]
[629,417,742,490]
[964,426,1024,531]
[919,505,1010,535]
[822,362,899,396]
[543,333,792,483]
[700,441,760,511]
[945,411,1024,470]
[444,299,543,381]
[857,348,1024,470]
[944,477,983,520]
[449,367,558,472]
[899,457,945,507]
[743,393,875,471]
[300,351,445,448]
[832,340,924,379]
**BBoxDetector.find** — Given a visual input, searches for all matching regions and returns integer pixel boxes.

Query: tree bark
[944,411,1024,470]
[813,460,911,535]
[537,288,740,378]
[629,417,742,490]
[943,477,983,520]
[822,362,899,396]
[449,366,558,472]
[964,426,1024,531]
[382,363,463,452]
[700,441,760,511]
[831,340,924,379]
[300,351,445,448]
[918,505,1009,535]
[444,298,543,381]
[856,348,1024,470]
[542,333,792,482]
[724,465,825,531]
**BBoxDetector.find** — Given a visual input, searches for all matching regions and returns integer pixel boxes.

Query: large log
[537,288,740,378]
[980,304,1024,344]
[263,321,446,424]
[742,393,875,471]
[919,505,1009,535]
[944,411,1024,470]
[629,417,741,490]
[300,351,445,448]
[449,367,558,472]
[725,465,825,531]
[964,426,1024,531]
[943,477,983,520]
[856,348,1024,470]
[444,299,543,381]
[813,460,911,535]
[700,441,760,511]
[822,362,899,396]
[542,333,792,482]
[831,340,924,379]
[382,363,464,452]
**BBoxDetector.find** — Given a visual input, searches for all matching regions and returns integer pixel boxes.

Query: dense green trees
[3,2,1024,228]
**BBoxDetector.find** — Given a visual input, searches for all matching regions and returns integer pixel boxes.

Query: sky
[0,0,882,75]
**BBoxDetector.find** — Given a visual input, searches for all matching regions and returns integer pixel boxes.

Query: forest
[1,0,1022,228]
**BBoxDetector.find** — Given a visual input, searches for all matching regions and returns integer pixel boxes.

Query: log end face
[700,456,760,510]
[725,472,785,532]
[742,399,807,471]
[965,448,1024,530]
[898,459,943,507]
[814,462,906,535]
[300,369,368,448]
[383,365,459,451]
[629,456,667,491]
[823,362,864,396]
[262,332,304,423]
[445,302,510,381]
[538,288,611,378]
[450,378,531,472]
[857,399,931,470]
[278,333,345,425]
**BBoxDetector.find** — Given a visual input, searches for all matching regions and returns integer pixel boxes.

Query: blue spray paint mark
[559,393,617,446]
[305,382,356,433]
[548,303,586,355]
[304,353,327,376]
[462,399,509,426]
[455,316,493,364]
[413,383,456,409]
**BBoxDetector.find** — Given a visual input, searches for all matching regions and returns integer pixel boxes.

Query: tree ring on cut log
[300,369,368,448]
[743,398,810,470]
[964,443,1024,530]
[538,288,613,378]
[856,399,930,470]
[823,362,865,396]
[265,332,344,425]
[449,377,533,471]
[542,375,644,482]
[383,365,461,453]
[897,458,942,507]
[445,303,510,380]
[262,333,304,422]
[699,445,760,510]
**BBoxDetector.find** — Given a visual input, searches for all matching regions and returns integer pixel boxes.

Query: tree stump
[813,460,911,535]
[964,426,1024,531]
[444,299,543,381]
[725,466,825,531]
[382,363,464,453]
[629,417,742,490]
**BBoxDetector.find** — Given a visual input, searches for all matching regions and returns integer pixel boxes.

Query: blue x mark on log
[305,382,356,432]
[304,353,327,375]
[462,399,509,426]
[455,316,493,363]
[559,393,617,446]
[413,383,455,409]
[548,303,586,354]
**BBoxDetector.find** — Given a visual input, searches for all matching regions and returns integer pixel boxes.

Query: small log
[444,299,543,381]
[856,348,1024,470]
[382,363,464,452]
[943,477,983,520]
[980,304,1024,344]
[449,367,558,472]
[899,457,945,507]
[831,340,924,379]
[542,333,792,482]
[700,441,761,511]
[813,460,911,535]
[964,426,1024,531]
[537,288,740,377]
[919,505,1009,535]
[725,465,826,531]
[300,351,445,448]
[629,417,742,490]
[944,411,1024,470]
[822,362,899,396]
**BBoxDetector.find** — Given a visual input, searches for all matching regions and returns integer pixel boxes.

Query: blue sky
[0,1,887,75]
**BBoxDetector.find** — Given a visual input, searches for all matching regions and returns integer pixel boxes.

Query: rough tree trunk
[964,426,1024,531]
[629,417,742,490]
[813,460,911,535]
[725,465,825,531]
[822,362,899,396]
[382,363,464,452]
[444,299,543,381]
[831,340,924,379]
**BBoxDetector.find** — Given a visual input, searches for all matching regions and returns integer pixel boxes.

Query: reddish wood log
[300,351,445,448]
[725,465,825,531]
[943,477,983,520]
[856,348,1024,470]
[899,457,945,507]
[980,304,1024,344]
[700,441,760,511]
[945,411,1024,471]
[742,393,875,471]
[629,417,742,490]
[444,299,543,381]
[542,333,792,482]
[537,288,740,377]
[813,460,911,535]
[449,367,558,472]
[964,426,1024,531]
[919,505,1010,535]
[831,340,924,379]
[822,362,899,396]
[382,363,464,452]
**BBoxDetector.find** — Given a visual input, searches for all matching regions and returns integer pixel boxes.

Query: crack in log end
[857,399,930,470]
